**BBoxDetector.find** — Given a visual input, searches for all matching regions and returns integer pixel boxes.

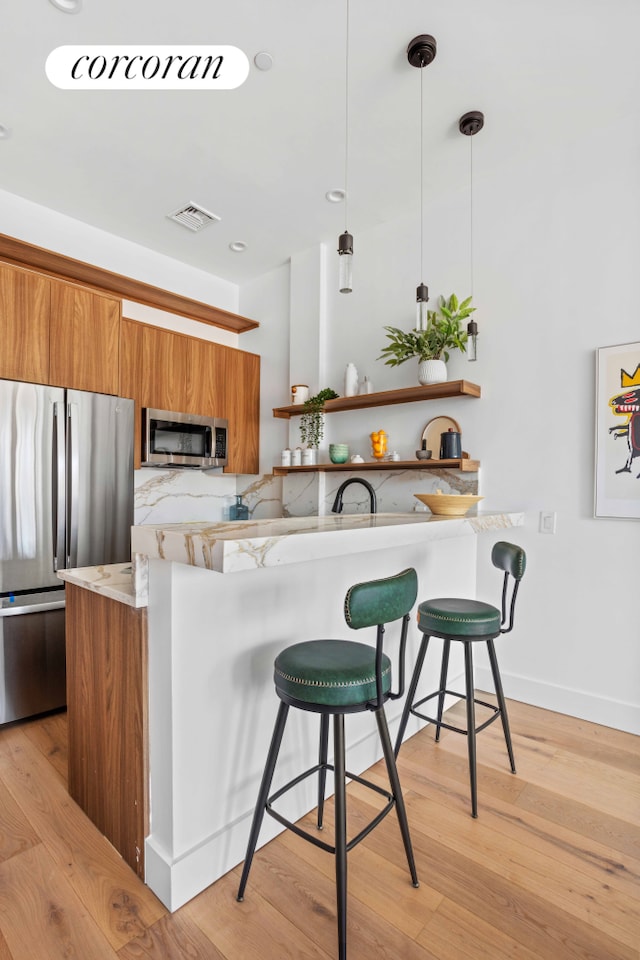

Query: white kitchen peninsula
[126,510,523,911]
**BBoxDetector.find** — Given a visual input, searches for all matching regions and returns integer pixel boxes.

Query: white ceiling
[1,0,639,286]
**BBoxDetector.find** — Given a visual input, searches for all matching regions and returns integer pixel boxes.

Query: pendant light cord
[420,54,424,283]
[469,133,474,297]
[344,0,350,231]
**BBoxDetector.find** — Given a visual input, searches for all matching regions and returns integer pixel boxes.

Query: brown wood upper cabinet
[119,319,260,475]
[0,262,121,394]
[49,283,120,395]
[0,262,51,384]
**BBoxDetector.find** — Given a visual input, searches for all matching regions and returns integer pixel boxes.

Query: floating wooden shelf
[273,380,481,419]
[273,458,480,476]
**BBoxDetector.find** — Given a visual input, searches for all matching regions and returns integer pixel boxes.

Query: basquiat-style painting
[595,341,640,519]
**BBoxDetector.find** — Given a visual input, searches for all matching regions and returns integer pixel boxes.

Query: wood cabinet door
[66,584,148,879]
[119,318,144,468]
[50,282,120,394]
[0,263,51,383]
[224,347,260,475]
[187,337,226,416]
[140,325,190,412]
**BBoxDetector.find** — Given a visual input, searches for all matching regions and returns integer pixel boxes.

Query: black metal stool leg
[317,714,330,829]
[394,634,430,757]
[333,714,348,960]
[486,638,516,773]
[237,700,289,901]
[375,707,419,888]
[435,639,451,743]
[463,643,478,818]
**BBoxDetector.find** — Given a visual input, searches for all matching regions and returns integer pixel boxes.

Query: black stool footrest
[266,762,395,855]
[411,688,502,736]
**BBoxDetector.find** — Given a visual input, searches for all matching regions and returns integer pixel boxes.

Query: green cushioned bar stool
[237,568,420,960]
[394,542,526,819]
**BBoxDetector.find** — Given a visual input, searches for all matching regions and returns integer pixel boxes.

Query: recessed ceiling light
[48,0,82,12]
[326,189,345,203]
[229,241,247,253]
[254,52,273,71]
[0,125,11,139]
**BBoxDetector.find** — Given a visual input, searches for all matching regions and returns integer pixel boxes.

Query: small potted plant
[299,388,339,460]
[378,294,475,384]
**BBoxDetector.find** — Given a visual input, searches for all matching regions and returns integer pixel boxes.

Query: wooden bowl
[414,491,484,517]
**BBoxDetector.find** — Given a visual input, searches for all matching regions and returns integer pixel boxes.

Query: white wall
[238,261,291,475]
[277,112,638,733]
[0,187,239,318]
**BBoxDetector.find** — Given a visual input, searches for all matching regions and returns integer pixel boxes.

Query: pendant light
[337,0,353,293]
[459,110,484,361]
[407,35,437,329]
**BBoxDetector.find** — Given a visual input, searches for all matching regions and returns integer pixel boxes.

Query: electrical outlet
[539,511,557,534]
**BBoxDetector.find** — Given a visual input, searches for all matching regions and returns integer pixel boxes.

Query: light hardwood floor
[0,697,638,960]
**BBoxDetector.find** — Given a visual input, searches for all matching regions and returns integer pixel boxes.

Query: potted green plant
[299,388,339,459]
[378,294,475,384]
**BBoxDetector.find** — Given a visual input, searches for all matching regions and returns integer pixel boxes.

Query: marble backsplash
[134,468,238,525]
[134,466,478,524]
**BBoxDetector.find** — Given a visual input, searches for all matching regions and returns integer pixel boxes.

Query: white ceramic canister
[291,447,302,466]
[344,362,359,397]
[291,384,309,404]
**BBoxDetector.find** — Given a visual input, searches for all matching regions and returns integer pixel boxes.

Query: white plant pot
[418,359,447,385]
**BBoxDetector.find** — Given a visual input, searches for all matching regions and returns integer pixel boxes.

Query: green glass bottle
[229,495,249,521]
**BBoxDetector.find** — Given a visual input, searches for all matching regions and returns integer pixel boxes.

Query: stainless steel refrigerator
[0,378,134,724]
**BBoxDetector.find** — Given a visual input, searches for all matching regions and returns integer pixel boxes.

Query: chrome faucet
[331,477,377,514]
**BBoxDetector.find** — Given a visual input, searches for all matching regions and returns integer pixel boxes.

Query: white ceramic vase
[418,358,447,385]
[344,362,359,397]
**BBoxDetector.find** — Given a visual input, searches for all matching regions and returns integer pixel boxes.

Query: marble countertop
[130,510,524,575]
[57,560,148,609]
[58,511,524,606]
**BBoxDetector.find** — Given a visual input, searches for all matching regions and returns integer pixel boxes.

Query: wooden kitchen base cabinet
[65,584,148,879]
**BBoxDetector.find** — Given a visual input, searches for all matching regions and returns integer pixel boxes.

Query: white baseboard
[143,691,453,913]
[475,666,640,736]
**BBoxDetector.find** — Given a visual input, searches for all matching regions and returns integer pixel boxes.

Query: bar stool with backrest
[237,567,420,960]
[394,541,526,818]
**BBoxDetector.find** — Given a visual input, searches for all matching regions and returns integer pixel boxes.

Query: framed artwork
[594,341,640,519]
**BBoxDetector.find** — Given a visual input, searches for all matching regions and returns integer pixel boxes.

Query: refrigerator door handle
[67,401,80,569]
[52,401,66,572]
[0,600,66,617]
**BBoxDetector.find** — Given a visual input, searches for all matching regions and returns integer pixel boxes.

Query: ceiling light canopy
[229,241,247,252]
[0,125,11,139]
[48,0,82,13]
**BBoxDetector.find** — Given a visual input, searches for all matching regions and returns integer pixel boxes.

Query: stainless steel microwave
[142,408,228,469]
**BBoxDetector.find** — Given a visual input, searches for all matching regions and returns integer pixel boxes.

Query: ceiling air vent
[167,202,221,232]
